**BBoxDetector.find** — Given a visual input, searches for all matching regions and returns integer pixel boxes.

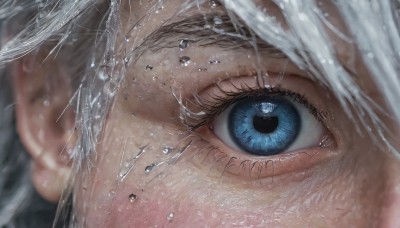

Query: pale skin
[12,0,400,227]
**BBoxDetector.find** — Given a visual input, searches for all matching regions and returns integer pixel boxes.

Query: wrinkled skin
[74,1,400,227]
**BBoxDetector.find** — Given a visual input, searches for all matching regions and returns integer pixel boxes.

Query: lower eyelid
[192,126,337,182]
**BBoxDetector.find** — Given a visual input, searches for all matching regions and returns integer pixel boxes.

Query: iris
[228,97,300,156]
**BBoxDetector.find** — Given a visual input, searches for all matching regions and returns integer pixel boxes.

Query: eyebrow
[132,13,286,58]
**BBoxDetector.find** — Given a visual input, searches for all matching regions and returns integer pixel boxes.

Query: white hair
[0,0,399,227]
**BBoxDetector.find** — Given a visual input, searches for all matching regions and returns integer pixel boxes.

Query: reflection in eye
[210,89,325,156]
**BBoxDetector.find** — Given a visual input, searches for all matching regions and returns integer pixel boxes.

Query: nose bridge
[378,157,400,228]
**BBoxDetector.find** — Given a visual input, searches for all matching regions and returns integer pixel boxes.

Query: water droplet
[179,40,189,51]
[118,170,125,178]
[98,70,109,81]
[197,68,208,72]
[109,190,116,198]
[129,193,137,202]
[123,57,130,65]
[162,146,173,155]
[90,62,95,68]
[210,0,221,8]
[144,163,156,173]
[43,99,50,107]
[179,56,191,67]
[208,60,221,64]
[213,16,223,25]
[166,212,174,221]
[103,81,118,97]
[146,65,153,70]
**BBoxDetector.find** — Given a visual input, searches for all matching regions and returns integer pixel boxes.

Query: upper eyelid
[189,86,260,130]
[184,80,327,131]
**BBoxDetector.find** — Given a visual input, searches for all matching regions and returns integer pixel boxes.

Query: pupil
[253,116,279,134]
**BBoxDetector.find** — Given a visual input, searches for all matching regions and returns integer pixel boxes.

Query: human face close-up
[4,0,400,227]
[65,1,400,227]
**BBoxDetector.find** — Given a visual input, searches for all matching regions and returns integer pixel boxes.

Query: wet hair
[1,0,399,227]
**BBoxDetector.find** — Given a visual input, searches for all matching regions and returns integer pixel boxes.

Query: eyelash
[166,80,336,184]
[184,84,328,131]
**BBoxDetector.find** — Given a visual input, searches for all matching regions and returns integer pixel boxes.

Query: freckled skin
[73,0,400,227]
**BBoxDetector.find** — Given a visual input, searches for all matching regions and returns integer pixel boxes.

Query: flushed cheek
[79,153,299,228]
[73,148,391,228]
[80,159,333,228]
[99,185,290,228]
[75,139,368,228]
[74,97,382,227]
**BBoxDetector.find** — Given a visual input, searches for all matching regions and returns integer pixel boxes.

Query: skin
[15,0,400,227]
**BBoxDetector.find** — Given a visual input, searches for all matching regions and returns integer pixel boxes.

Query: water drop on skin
[103,81,118,97]
[208,59,221,64]
[162,146,173,155]
[144,163,156,173]
[213,16,223,25]
[123,57,130,65]
[146,65,154,70]
[109,190,116,198]
[98,70,109,81]
[179,56,191,67]
[166,212,174,221]
[43,99,50,107]
[179,40,188,50]
[129,193,137,203]
[209,0,221,8]
[118,170,125,178]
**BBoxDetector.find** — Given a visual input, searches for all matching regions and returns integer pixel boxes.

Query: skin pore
[14,0,400,227]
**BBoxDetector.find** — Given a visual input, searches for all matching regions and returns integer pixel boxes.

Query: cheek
[72,106,286,227]
[73,96,388,228]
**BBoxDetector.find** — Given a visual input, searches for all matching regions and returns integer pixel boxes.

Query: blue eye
[213,95,324,156]
[228,97,300,156]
